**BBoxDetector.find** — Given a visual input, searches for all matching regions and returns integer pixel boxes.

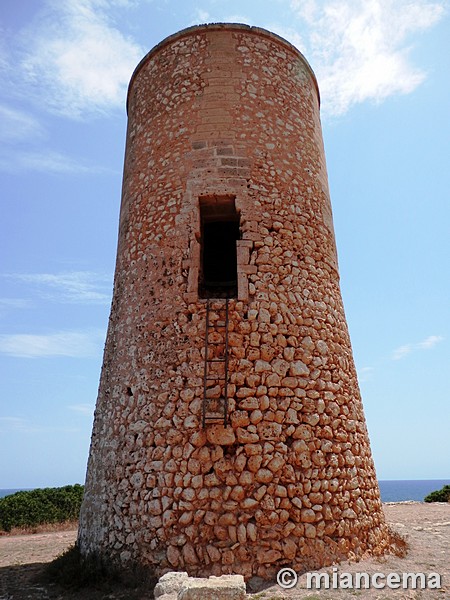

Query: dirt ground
[0,502,448,599]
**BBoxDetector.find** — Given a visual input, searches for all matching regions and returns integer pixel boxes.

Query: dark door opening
[199,196,240,298]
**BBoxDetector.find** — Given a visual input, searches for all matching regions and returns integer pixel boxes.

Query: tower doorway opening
[199,196,240,298]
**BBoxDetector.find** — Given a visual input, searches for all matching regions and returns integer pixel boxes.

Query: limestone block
[282,537,297,560]
[239,397,259,410]
[241,497,258,509]
[255,468,273,483]
[271,358,289,376]
[249,409,263,424]
[236,427,259,443]
[301,508,316,523]
[257,422,281,440]
[292,424,312,440]
[178,575,246,599]
[258,308,271,323]
[304,523,316,538]
[239,472,254,486]
[154,571,189,598]
[290,360,310,377]
[206,544,221,562]
[267,455,285,473]
[291,497,302,509]
[247,521,257,541]
[167,545,181,567]
[183,543,199,565]
[254,360,271,373]
[206,425,236,445]
[230,411,250,427]
[256,548,282,564]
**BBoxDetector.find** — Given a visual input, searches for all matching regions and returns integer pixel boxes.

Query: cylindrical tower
[79,24,390,579]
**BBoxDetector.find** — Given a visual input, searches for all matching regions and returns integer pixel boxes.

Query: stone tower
[78,24,390,579]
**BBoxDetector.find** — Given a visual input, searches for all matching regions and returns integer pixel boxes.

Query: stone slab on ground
[154,572,246,600]
[178,574,246,599]
[154,571,189,598]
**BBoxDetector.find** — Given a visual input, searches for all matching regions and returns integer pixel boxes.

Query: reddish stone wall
[78,24,389,580]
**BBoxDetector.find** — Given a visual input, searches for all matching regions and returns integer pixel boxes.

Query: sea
[0,480,448,502]
[377,479,449,502]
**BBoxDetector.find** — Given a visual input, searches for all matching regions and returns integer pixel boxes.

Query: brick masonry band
[78,23,391,580]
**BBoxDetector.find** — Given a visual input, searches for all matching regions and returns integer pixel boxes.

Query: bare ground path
[0,503,448,599]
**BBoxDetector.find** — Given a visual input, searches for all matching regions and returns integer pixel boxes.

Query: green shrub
[424,484,450,503]
[0,484,84,531]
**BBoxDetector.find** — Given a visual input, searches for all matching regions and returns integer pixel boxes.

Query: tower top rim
[126,23,320,112]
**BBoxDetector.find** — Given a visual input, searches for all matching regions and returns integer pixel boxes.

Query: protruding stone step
[154,572,246,600]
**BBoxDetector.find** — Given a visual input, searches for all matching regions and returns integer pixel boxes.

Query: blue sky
[0,0,449,488]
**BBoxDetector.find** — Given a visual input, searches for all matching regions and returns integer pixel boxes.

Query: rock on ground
[154,572,246,600]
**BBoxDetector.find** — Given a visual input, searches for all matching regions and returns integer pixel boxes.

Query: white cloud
[0,104,112,174]
[357,366,374,382]
[0,298,31,320]
[5,0,442,121]
[0,149,111,174]
[20,0,144,118]
[0,416,80,433]
[392,334,444,360]
[0,298,31,316]
[290,0,319,23]
[222,14,254,25]
[392,343,413,360]
[265,23,307,54]
[196,9,211,22]
[289,0,446,115]
[0,25,12,76]
[6,271,112,304]
[417,335,444,350]
[0,417,32,432]
[69,403,95,416]
[0,104,110,173]
[0,105,45,143]
[0,330,105,358]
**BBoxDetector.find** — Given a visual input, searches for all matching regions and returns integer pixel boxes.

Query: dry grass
[0,519,79,537]
[386,525,409,558]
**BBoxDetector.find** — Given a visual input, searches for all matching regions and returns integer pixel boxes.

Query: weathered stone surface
[290,360,310,377]
[78,22,389,582]
[206,425,236,446]
[301,508,316,523]
[256,548,283,564]
[154,572,189,598]
[255,468,273,483]
[177,575,246,599]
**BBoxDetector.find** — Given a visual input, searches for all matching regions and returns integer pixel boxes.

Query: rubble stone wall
[78,24,389,580]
